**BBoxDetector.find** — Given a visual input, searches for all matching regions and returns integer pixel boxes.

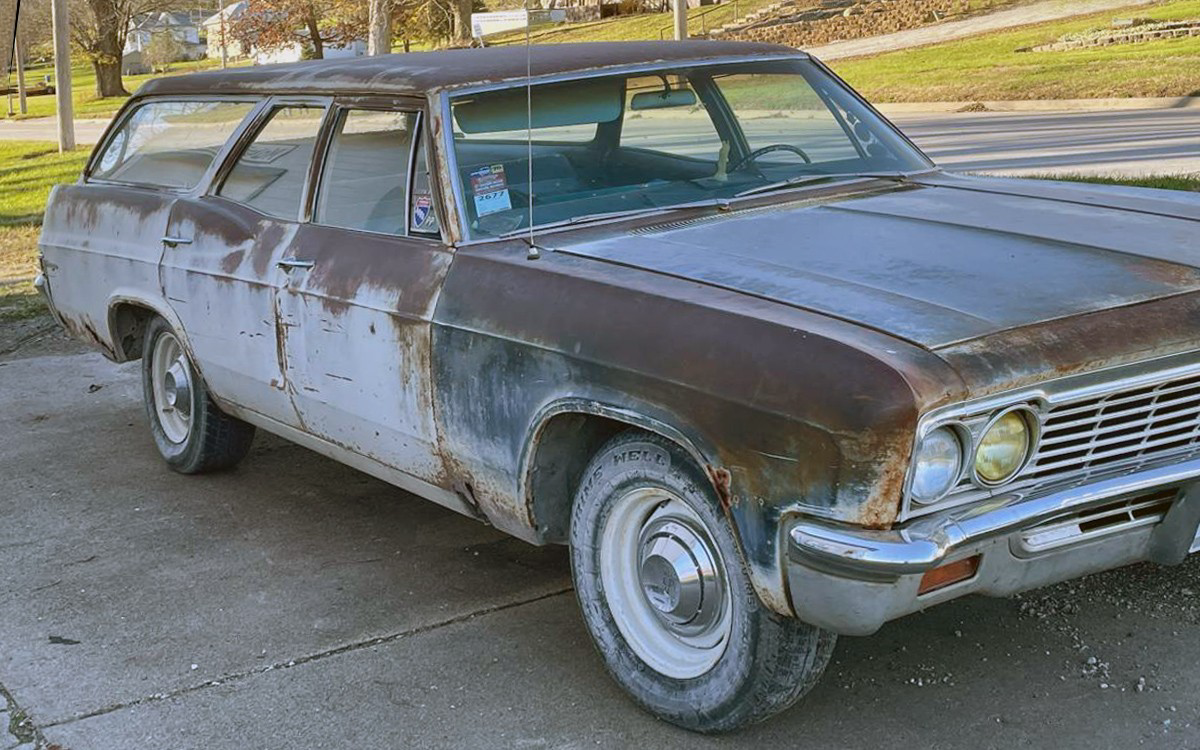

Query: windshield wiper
[495,197,727,239]
[733,170,924,199]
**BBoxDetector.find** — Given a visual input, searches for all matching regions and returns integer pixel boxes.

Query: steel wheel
[150,330,193,445]
[600,486,732,679]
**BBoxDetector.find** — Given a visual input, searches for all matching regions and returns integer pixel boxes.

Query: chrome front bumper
[786,457,1200,635]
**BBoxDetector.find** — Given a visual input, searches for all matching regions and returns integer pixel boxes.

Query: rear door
[160,99,330,425]
[273,100,452,485]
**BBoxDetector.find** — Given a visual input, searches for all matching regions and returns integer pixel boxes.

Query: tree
[233,0,367,60]
[367,0,390,54]
[143,29,182,71]
[71,0,170,97]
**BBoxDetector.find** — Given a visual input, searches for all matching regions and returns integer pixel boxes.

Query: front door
[274,106,451,485]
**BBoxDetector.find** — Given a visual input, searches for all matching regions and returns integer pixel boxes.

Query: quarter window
[219,106,326,220]
[315,109,418,235]
[90,99,255,189]
[409,131,440,236]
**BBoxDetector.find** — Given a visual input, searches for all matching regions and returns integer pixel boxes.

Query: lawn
[0,141,88,322]
[4,57,247,122]
[832,0,1200,101]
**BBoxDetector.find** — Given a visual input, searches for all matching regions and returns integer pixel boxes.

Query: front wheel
[141,316,255,473]
[569,430,836,733]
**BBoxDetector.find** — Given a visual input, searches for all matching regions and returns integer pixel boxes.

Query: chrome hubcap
[638,518,723,637]
[600,488,732,679]
[163,360,192,417]
[151,332,193,445]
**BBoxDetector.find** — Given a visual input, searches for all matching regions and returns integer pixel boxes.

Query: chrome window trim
[901,349,1200,522]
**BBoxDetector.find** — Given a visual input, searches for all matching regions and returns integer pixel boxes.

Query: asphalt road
[4,324,1200,749]
[890,107,1200,178]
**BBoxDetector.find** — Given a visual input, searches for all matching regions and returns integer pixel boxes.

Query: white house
[254,39,366,65]
[202,1,249,60]
[124,12,206,73]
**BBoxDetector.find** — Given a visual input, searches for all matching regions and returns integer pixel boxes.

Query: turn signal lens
[918,555,981,595]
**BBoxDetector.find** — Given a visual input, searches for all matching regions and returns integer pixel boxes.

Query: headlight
[974,408,1033,484]
[910,426,963,504]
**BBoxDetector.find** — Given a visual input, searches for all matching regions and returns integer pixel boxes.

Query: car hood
[550,172,1200,351]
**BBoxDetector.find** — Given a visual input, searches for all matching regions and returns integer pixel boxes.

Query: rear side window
[315,109,418,235]
[218,106,326,220]
[91,100,255,189]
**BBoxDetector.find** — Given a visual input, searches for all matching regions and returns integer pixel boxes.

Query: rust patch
[706,464,733,513]
[250,222,288,278]
[857,446,908,530]
[219,249,246,274]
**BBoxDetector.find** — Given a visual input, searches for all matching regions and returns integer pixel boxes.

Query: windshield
[448,59,932,240]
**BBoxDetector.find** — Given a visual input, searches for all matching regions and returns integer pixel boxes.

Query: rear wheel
[569,430,836,733]
[141,316,255,473]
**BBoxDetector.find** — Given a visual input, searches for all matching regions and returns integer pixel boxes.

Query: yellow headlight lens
[975,410,1031,484]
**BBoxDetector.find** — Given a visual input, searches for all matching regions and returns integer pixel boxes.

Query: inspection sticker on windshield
[470,164,512,217]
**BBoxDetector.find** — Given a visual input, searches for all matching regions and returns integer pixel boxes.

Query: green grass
[1038,174,1200,192]
[832,0,1200,101]
[5,57,248,122]
[0,141,89,226]
[0,140,88,322]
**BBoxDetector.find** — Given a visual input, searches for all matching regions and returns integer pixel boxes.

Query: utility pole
[218,1,228,69]
[367,0,390,55]
[15,37,26,114]
[673,0,687,40]
[50,0,74,151]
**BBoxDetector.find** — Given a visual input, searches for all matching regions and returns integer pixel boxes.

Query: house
[124,12,206,73]
[202,1,249,60]
[253,39,367,66]
[202,0,366,65]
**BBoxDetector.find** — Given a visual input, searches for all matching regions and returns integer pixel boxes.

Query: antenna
[524,0,539,260]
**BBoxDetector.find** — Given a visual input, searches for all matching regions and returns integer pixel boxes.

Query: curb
[874,96,1200,115]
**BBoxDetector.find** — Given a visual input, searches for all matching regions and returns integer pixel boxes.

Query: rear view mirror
[630,89,698,111]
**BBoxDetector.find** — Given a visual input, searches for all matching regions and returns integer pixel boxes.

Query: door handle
[162,236,192,246]
[277,259,315,270]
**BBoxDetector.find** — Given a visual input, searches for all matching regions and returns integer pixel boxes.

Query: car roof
[134,40,804,99]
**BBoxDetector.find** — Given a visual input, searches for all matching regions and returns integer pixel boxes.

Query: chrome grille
[1029,372,1200,482]
[1017,489,1177,554]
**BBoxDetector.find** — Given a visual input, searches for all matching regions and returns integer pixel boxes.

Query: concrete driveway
[4,329,1200,748]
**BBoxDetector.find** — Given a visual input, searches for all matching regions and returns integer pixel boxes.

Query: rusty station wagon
[36,41,1200,731]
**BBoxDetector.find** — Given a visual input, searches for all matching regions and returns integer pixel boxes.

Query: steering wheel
[729,143,812,173]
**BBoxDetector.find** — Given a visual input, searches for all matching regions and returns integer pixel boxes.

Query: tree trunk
[85,0,129,97]
[368,0,391,55]
[305,13,324,58]
[451,0,473,43]
[93,58,127,97]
